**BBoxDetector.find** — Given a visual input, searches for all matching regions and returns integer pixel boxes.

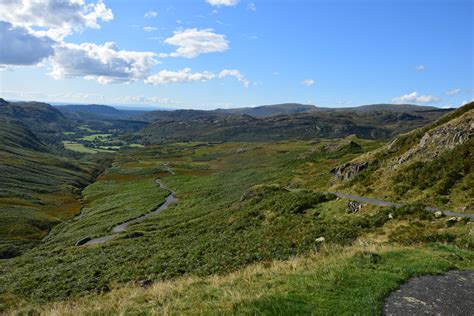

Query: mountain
[333,101,473,211]
[215,103,318,117]
[0,98,69,130]
[140,105,452,143]
[337,103,441,113]
[56,103,149,119]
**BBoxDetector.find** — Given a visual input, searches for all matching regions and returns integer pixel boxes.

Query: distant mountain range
[0,97,453,144]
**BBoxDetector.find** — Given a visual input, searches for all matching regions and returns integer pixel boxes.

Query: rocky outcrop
[331,162,368,181]
[347,201,362,213]
[395,110,473,166]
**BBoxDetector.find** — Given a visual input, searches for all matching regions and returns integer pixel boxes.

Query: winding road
[331,192,474,220]
[83,178,176,245]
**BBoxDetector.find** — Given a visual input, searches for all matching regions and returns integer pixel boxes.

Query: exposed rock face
[396,111,473,166]
[322,140,362,153]
[346,201,362,213]
[331,162,368,181]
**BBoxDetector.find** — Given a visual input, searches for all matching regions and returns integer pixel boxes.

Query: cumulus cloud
[247,2,256,11]
[0,0,113,40]
[415,64,426,72]
[49,42,158,84]
[445,88,461,96]
[206,0,239,7]
[145,68,216,85]
[145,68,249,87]
[301,79,315,87]
[144,10,158,18]
[160,28,229,58]
[219,69,249,87]
[0,21,55,66]
[392,91,440,104]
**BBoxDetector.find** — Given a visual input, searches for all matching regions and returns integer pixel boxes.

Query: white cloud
[247,2,256,11]
[206,0,239,7]
[392,91,440,104]
[143,26,158,32]
[301,79,315,87]
[144,10,158,18]
[145,68,216,85]
[49,42,158,84]
[461,99,473,106]
[219,69,249,87]
[145,68,249,87]
[160,28,228,58]
[415,64,426,72]
[0,0,113,40]
[445,88,461,96]
[0,21,55,66]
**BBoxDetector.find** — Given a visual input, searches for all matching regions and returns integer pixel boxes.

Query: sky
[0,0,472,110]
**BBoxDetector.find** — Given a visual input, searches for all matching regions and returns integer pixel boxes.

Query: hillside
[56,104,148,120]
[333,102,474,212]
[0,98,69,131]
[215,103,318,117]
[140,106,450,143]
[0,120,107,258]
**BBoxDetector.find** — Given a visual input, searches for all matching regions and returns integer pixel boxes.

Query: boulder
[347,201,362,213]
[434,211,444,218]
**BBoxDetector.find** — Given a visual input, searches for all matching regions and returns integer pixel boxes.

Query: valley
[0,99,472,314]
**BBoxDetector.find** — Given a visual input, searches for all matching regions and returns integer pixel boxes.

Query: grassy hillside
[1,138,472,313]
[0,120,107,258]
[334,102,474,212]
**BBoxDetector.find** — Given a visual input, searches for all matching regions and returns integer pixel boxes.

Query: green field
[79,133,112,141]
[62,141,115,154]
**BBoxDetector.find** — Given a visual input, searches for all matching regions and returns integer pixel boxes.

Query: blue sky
[0,0,472,109]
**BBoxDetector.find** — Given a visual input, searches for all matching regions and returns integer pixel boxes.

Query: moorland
[0,98,472,314]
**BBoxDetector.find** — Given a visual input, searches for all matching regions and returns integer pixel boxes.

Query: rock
[135,279,153,288]
[388,213,393,219]
[347,201,362,213]
[331,162,368,181]
[434,211,444,218]
[75,237,92,246]
[315,237,325,243]
[446,217,458,226]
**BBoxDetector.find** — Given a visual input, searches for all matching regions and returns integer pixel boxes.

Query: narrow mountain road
[83,177,176,246]
[331,192,474,220]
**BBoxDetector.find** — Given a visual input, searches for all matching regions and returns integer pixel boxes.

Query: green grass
[1,140,472,312]
[79,134,112,141]
[6,244,473,315]
[62,141,115,154]
[0,121,101,257]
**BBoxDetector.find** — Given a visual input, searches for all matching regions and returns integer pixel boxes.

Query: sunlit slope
[336,102,474,212]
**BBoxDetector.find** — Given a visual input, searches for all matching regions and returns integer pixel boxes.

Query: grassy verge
[6,244,473,315]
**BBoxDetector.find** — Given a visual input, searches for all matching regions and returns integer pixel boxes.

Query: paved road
[383,270,474,315]
[331,192,474,221]
[83,178,176,245]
